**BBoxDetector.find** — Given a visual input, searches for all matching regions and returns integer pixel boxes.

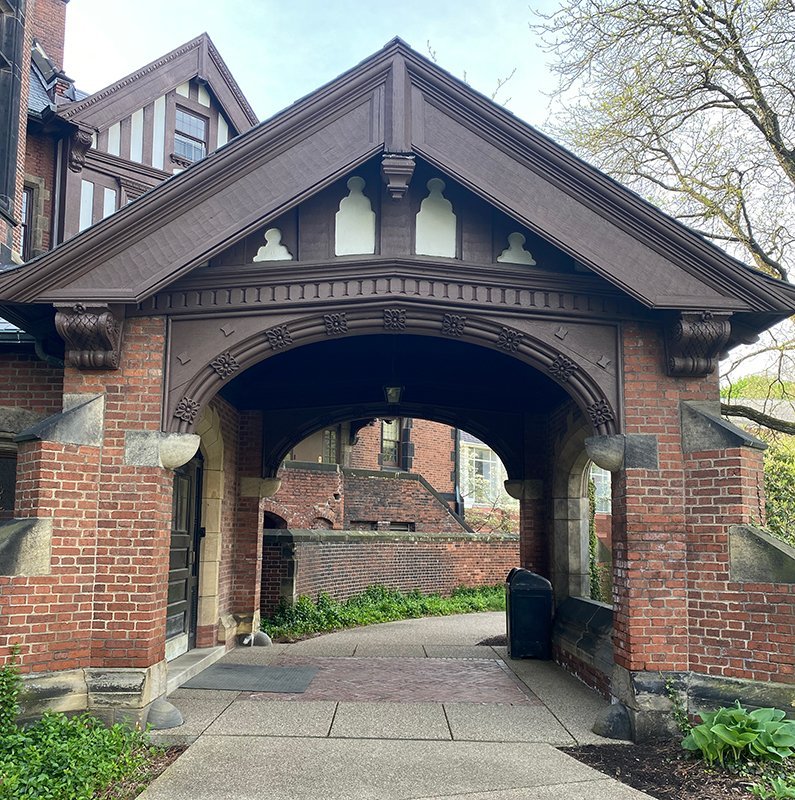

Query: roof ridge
[57,34,206,120]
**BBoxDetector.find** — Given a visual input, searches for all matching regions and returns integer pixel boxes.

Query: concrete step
[166,646,226,695]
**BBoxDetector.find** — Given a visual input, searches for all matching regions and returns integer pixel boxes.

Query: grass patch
[261,583,505,641]
[0,653,174,800]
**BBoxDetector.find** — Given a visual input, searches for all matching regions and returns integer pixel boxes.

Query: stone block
[0,406,44,434]
[730,525,795,583]
[681,401,766,453]
[20,668,87,718]
[0,517,52,575]
[585,434,658,471]
[592,703,632,740]
[16,394,104,447]
[85,660,167,709]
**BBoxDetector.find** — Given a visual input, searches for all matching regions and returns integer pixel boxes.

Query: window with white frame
[462,444,503,505]
[589,464,612,513]
[174,108,207,163]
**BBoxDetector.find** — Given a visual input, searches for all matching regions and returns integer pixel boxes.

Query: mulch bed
[477,634,507,646]
[563,740,769,799]
[97,745,187,800]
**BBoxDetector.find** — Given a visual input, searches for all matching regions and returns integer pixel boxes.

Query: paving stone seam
[496,659,586,745]
[326,701,340,738]
[440,703,455,740]
[403,776,621,800]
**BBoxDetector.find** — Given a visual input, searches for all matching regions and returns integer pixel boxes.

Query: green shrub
[751,774,795,799]
[764,440,795,547]
[262,583,506,640]
[0,653,162,800]
[682,701,795,767]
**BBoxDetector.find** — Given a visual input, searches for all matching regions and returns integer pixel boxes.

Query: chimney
[30,0,69,72]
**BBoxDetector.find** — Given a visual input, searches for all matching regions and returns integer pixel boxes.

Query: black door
[167,455,203,650]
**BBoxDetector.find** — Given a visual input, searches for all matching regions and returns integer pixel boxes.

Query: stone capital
[504,479,543,501]
[124,431,201,470]
[239,476,282,499]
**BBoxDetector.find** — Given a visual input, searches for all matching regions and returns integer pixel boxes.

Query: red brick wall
[407,419,455,495]
[263,465,344,529]
[30,0,67,69]
[24,133,57,254]
[0,352,63,417]
[684,447,793,683]
[61,317,172,670]
[343,470,465,533]
[263,464,465,533]
[612,321,794,687]
[260,531,518,614]
[347,419,456,496]
[1,439,99,672]
[348,422,381,470]
[0,353,63,519]
[613,321,717,674]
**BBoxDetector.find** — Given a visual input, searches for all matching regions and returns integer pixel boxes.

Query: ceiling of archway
[219,334,570,477]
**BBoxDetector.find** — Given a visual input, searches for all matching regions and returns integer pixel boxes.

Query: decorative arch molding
[165,303,620,440]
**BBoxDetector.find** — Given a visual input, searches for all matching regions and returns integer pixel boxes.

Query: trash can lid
[506,567,552,590]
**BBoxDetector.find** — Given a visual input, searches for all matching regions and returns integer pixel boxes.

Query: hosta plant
[682,702,795,767]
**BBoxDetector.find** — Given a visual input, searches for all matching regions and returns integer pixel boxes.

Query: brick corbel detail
[54,304,124,370]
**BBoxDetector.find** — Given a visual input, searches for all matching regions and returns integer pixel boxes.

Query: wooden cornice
[56,34,257,132]
[2,38,794,325]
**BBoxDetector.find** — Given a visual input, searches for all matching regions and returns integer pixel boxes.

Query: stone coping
[263,529,519,545]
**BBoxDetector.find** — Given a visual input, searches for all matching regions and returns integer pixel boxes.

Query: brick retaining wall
[261,529,519,613]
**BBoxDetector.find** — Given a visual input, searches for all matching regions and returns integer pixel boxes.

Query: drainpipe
[453,427,463,517]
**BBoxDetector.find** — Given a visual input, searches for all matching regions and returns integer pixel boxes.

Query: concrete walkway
[142,613,653,799]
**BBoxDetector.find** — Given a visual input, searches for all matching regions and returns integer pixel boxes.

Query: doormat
[182,663,319,693]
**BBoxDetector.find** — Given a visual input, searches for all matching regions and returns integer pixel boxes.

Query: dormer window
[174,108,207,163]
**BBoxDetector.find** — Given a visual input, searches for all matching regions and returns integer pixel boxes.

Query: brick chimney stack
[30,0,69,71]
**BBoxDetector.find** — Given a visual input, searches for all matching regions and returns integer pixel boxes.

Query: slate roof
[27,67,52,115]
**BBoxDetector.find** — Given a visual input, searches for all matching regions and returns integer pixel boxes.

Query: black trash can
[505,567,553,659]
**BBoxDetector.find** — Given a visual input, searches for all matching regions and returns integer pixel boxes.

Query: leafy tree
[763,437,795,547]
[534,0,795,433]
[535,0,795,280]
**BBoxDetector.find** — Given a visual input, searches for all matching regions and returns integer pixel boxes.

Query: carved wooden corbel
[381,154,415,200]
[67,128,94,173]
[666,312,731,377]
[54,304,124,370]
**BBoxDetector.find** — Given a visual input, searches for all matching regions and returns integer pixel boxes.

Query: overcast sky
[62,0,559,127]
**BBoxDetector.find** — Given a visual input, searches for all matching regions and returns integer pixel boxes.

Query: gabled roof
[2,39,794,330]
[55,33,258,134]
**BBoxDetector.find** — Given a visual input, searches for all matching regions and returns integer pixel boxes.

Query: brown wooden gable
[55,34,257,138]
[2,39,794,327]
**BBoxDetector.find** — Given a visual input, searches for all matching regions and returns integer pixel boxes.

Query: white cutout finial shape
[415,178,456,258]
[497,232,537,265]
[335,176,376,256]
[253,228,293,262]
